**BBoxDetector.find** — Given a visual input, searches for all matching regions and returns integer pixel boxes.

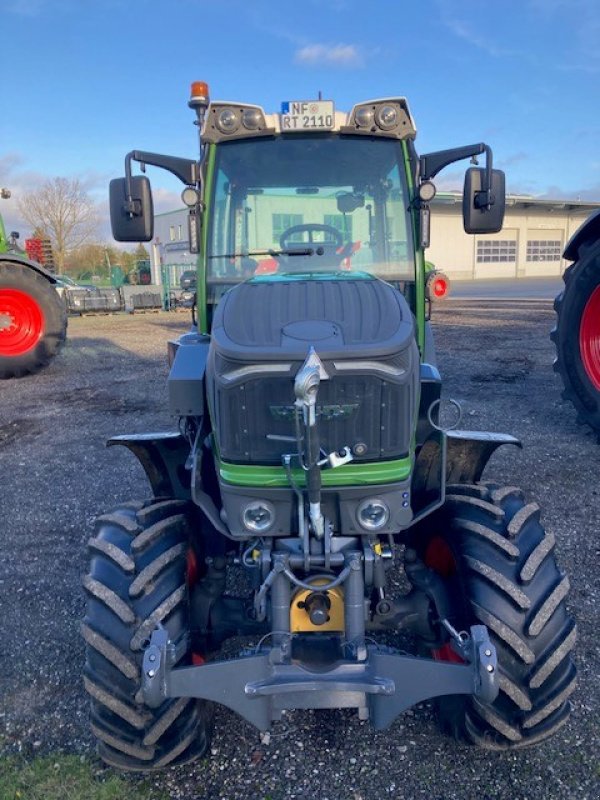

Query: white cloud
[295,43,364,68]
[442,17,515,59]
[438,0,600,73]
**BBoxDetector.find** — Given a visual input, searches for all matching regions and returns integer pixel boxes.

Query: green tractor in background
[82,83,576,770]
[0,189,67,378]
[553,209,600,437]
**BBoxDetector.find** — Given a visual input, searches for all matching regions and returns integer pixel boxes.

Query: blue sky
[1,0,599,238]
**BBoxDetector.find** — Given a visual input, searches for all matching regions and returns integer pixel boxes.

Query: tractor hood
[206,276,420,468]
[210,275,416,362]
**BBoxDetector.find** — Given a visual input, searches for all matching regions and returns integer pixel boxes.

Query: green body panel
[0,214,8,253]
[198,143,217,334]
[401,140,425,355]
[399,140,424,462]
[218,455,413,488]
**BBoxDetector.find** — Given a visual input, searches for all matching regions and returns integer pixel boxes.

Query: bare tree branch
[17,177,99,270]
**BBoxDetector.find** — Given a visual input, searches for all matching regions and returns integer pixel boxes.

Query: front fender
[412,429,522,515]
[445,430,522,483]
[108,432,191,499]
[0,252,58,283]
[563,209,600,261]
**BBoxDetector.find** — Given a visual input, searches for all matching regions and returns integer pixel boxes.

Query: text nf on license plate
[281,100,335,131]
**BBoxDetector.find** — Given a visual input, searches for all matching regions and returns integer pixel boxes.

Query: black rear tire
[413,483,577,749]
[552,239,600,436]
[0,260,67,378]
[82,499,213,771]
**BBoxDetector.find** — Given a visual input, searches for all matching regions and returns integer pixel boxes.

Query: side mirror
[109,175,154,242]
[463,168,505,234]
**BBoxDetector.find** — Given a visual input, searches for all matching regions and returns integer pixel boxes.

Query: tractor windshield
[206,135,415,305]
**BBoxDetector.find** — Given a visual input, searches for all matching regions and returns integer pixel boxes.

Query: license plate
[281,100,335,131]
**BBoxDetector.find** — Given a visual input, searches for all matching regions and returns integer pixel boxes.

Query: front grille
[212,371,416,465]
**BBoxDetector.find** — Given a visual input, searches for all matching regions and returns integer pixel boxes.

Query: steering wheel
[279,223,344,251]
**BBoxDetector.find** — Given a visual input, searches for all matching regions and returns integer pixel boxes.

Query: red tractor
[553,210,600,437]
[0,190,67,378]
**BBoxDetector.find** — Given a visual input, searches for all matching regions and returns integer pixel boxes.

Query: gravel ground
[0,300,598,800]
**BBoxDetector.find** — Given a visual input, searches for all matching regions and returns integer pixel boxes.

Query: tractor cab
[110,84,505,344]
[204,132,415,301]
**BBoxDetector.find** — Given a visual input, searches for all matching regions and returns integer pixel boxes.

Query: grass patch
[0,754,167,800]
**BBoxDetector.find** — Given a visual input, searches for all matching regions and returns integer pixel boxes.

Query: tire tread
[82,501,211,771]
[420,482,576,750]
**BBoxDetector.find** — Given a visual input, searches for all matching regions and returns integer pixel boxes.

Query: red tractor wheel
[0,288,45,355]
[579,284,600,391]
[552,239,600,436]
[0,260,67,378]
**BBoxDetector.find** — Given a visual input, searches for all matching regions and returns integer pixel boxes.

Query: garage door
[524,230,563,276]
[474,230,518,279]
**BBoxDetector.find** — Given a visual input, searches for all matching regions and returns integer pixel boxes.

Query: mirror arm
[420,143,496,210]
[473,145,493,211]
[420,143,489,180]
[124,153,139,218]
[123,150,199,217]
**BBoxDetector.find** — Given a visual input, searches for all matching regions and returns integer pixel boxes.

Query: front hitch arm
[141,623,499,731]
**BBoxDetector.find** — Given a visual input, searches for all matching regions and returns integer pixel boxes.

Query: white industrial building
[150,195,600,287]
[428,194,600,279]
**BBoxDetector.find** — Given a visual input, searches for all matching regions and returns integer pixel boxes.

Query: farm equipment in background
[425,261,450,316]
[81,84,576,771]
[0,189,67,378]
[552,210,600,437]
[24,235,56,270]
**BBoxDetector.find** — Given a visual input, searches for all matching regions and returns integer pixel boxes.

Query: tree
[133,243,149,262]
[17,177,99,271]
[65,243,115,280]
[117,250,136,274]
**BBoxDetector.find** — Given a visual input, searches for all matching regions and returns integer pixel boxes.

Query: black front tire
[82,499,213,771]
[0,260,67,379]
[414,483,577,749]
[552,239,600,436]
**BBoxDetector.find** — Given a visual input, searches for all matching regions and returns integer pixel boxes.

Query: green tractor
[0,190,67,378]
[553,210,600,437]
[82,84,576,770]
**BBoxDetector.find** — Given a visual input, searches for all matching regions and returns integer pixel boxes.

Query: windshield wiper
[209,248,315,259]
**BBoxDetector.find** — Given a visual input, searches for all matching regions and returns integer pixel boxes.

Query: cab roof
[201,97,417,144]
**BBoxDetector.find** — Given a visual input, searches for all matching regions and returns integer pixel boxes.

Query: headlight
[375,104,398,130]
[354,106,374,128]
[356,498,390,531]
[242,500,276,533]
[181,186,200,207]
[418,181,437,202]
[242,108,263,130]
[216,108,240,133]
[347,98,416,139]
